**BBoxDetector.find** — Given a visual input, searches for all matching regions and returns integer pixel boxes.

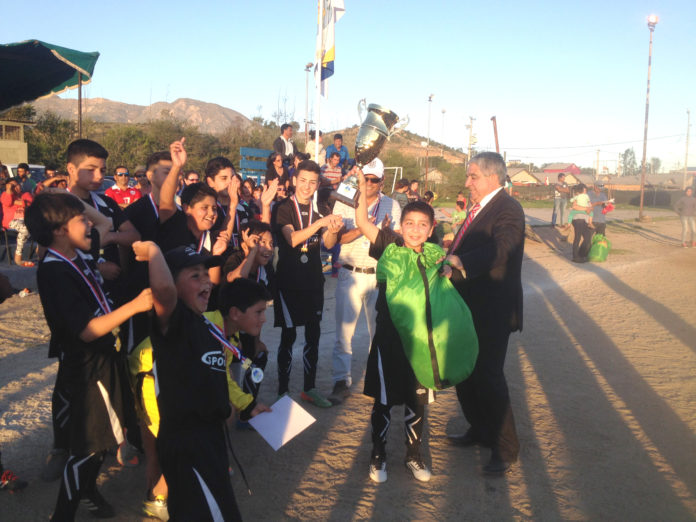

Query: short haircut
[66,139,108,166]
[18,162,29,170]
[455,200,465,209]
[333,133,342,141]
[296,159,321,177]
[241,219,272,237]
[395,178,409,190]
[218,278,271,315]
[180,182,217,207]
[558,173,566,180]
[205,156,235,180]
[329,152,340,160]
[114,165,128,173]
[576,183,587,193]
[25,193,84,247]
[410,179,419,185]
[401,201,434,225]
[146,151,172,171]
[423,191,434,201]
[470,152,507,185]
[280,123,292,134]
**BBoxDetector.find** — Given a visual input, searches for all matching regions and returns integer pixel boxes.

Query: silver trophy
[332,100,408,207]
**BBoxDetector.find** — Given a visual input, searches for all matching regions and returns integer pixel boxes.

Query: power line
[504,133,685,151]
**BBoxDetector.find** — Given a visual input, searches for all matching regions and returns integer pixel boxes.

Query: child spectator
[26,193,153,520]
[1,178,33,266]
[391,178,410,210]
[271,160,343,407]
[134,240,270,520]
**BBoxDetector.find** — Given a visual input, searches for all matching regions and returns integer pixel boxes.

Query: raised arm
[260,178,279,224]
[354,169,380,244]
[159,138,187,223]
[133,240,177,331]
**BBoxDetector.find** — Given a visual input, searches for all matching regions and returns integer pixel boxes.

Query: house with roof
[508,167,543,185]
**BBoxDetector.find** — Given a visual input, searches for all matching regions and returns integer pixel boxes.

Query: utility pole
[639,14,659,221]
[466,116,476,167]
[596,149,600,180]
[425,94,434,189]
[441,108,446,157]
[304,62,313,144]
[684,109,691,189]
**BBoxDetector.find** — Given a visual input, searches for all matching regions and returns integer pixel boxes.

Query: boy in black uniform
[271,160,343,407]
[352,170,438,484]
[134,240,270,520]
[26,193,153,520]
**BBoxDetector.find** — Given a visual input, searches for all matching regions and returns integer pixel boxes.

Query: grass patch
[609,248,631,255]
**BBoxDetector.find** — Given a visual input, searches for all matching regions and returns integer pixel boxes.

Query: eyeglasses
[364,177,381,184]
[115,173,129,177]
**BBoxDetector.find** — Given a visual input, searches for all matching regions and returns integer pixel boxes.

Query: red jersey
[104,185,142,207]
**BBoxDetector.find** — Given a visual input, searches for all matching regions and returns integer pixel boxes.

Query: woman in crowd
[265,152,290,190]
[1,178,34,266]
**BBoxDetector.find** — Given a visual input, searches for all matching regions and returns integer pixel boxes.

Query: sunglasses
[115,173,129,177]
[364,177,381,184]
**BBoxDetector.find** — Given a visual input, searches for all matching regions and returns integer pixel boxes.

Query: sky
[4,0,695,172]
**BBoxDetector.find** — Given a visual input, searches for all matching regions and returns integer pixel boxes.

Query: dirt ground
[1,215,695,521]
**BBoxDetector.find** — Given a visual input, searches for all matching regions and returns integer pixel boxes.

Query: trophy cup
[331,100,409,208]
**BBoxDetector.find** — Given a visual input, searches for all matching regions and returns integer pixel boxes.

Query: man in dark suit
[273,124,295,167]
[444,151,524,476]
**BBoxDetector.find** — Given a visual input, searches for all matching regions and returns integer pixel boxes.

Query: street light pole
[304,62,313,145]
[425,94,434,189]
[684,109,691,189]
[638,14,658,221]
[441,108,446,157]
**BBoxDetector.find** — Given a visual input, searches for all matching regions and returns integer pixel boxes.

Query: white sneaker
[369,454,387,483]
[405,456,431,482]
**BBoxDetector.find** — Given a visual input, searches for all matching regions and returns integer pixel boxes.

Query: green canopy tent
[0,39,99,136]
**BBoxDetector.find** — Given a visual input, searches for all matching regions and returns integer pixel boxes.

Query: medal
[241,358,252,371]
[251,367,264,383]
[300,254,308,264]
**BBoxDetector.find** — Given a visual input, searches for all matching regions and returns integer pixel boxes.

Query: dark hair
[296,159,321,176]
[333,133,342,141]
[67,139,108,166]
[308,130,316,140]
[395,178,409,190]
[146,151,172,171]
[180,182,217,207]
[241,219,272,237]
[280,123,292,134]
[410,179,419,186]
[218,278,271,315]
[576,183,587,193]
[455,200,465,209]
[557,173,566,181]
[18,162,30,170]
[25,193,84,247]
[243,177,256,190]
[401,201,434,226]
[266,152,283,169]
[423,190,434,201]
[205,156,236,180]
[185,170,200,179]
[114,165,128,174]
[329,152,340,160]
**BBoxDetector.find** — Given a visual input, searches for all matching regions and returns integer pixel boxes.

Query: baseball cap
[362,158,384,179]
[164,246,222,276]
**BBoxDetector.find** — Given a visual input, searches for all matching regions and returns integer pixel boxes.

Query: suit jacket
[273,137,294,165]
[450,189,524,333]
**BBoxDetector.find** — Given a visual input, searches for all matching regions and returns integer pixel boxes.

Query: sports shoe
[405,455,432,482]
[143,496,169,521]
[41,448,69,482]
[368,453,387,483]
[328,380,351,405]
[81,489,115,518]
[116,440,139,467]
[0,469,28,492]
[300,388,332,408]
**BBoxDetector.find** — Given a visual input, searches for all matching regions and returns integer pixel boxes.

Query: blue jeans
[681,215,695,243]
[551,198,567,226]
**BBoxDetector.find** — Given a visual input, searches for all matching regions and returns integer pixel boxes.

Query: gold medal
[112,326,121,352]
[241,358,252,371]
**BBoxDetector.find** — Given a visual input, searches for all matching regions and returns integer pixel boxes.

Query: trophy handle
[388,114,409,138]
[357,98,367,123]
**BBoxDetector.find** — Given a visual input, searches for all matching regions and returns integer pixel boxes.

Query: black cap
[164,246,222,276]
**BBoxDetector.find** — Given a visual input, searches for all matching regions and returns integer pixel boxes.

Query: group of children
[21,134,476,520]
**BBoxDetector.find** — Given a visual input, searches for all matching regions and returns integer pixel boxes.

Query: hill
[32,96,255,135]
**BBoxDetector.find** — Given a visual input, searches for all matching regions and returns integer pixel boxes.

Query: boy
[26,193,153,520]
[133,240,270,520]
[271,160,343,407]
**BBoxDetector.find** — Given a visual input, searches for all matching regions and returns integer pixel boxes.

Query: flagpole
[314,0,323,164]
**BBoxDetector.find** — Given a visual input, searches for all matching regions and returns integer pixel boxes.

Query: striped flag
[315,0,345,97]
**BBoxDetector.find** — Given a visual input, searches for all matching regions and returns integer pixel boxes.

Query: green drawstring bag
[588,233,611,262]
[377,242,479,390]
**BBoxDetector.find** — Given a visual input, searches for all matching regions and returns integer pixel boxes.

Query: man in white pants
[329,158,401,404]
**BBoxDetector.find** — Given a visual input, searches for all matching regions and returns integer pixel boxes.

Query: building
[508,167,543,185]
[0,119,31,164]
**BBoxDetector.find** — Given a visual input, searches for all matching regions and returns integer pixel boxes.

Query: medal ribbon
[148,194,159,219]
[46,249,112,315]
[369,194,382,220]
[292,195,313,251]
[203,317,245,361]
[197,231,209,253]
[232,210,240,248]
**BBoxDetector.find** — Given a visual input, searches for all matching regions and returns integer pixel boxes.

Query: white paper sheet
[248,395,316,451]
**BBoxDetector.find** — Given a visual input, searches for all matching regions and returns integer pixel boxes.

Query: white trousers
[332,268,378,386]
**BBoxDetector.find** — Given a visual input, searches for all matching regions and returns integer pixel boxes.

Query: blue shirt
[325,144,350,167]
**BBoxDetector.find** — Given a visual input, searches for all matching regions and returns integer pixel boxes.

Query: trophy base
[330,189,360,209]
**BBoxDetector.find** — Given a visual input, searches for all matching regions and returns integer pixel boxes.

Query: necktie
[449,203,480,253]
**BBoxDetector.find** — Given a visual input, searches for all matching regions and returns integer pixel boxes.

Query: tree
[621,148,637,176]
[0,104,36,122]
[25,111,75,167]
[650,157,661,174]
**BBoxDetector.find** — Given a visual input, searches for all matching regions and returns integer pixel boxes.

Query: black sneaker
[0,469,28,492]
[81,489,115,518]
[328,380,351,405]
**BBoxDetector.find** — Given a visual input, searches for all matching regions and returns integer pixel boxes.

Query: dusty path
[1,216,694,521]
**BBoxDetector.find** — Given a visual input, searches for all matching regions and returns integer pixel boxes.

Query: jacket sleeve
[225,350,255,416]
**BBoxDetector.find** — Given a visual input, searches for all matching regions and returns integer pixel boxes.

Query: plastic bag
[588,233,611,262]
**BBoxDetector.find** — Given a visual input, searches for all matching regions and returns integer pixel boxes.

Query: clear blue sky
[4,0,694,171]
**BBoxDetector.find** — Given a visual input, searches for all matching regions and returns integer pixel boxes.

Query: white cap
[362,158,384,179]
